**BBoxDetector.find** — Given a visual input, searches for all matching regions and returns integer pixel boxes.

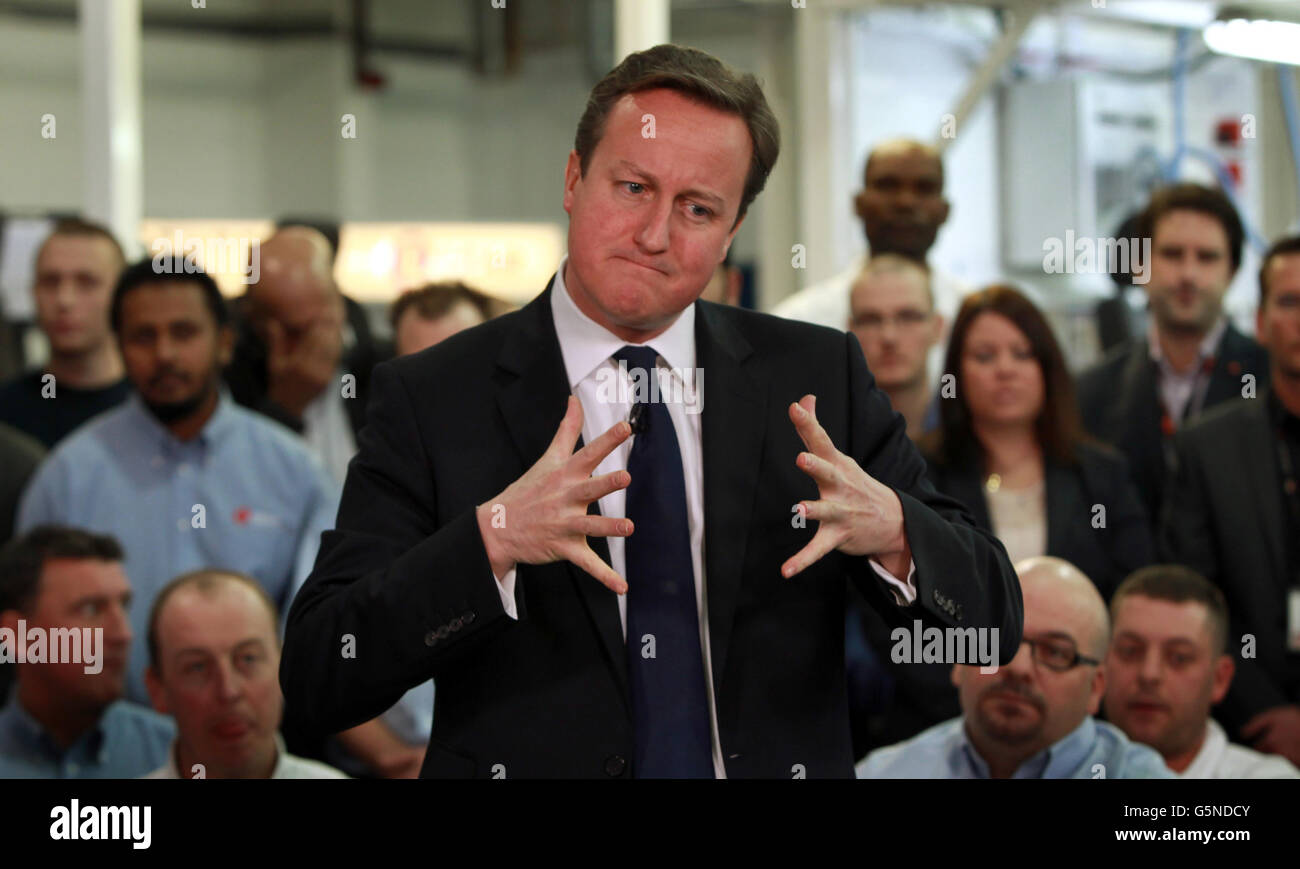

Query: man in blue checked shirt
[858,556,1172,779]
[18,258,338,707]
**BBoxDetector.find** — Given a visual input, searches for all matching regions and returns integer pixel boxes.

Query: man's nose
[213,659,244,703]
[633,197,672,254]
[1137,647,1163,683]
[1003,640,1036,675]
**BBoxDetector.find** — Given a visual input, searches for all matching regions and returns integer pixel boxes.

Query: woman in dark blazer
[854,285,1153,754]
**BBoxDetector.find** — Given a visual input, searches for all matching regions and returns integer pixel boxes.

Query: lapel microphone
[628,402,650,434]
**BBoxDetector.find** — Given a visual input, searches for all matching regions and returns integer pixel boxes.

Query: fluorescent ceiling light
[1204,17,1300,65]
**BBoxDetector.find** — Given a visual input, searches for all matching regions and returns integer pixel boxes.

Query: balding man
[144,569,345,779]
[858,557,1172,778]
[225,226,391,484]
[772,138,967,381]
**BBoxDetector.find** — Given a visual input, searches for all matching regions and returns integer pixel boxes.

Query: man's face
[118,283,231,416]
[955,577,1105,755]
[1,559,132,711]
[853,149,949,261]
[394,301,486,357]
[958,311,1044,430]
[247,261,342,355]
[146,583,282,778]
[1140,210,1234,334]
[562,88,751,342]
[1258,253,1300,378]
[848,269,941,391]
[33,236,122,358]
[1103,595,1231,761]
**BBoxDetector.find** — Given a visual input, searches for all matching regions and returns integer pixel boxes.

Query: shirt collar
[955,716,1097,778]
[1148,316,1227,369]
[162,732,288,779]
[549,255,696,388]
[123,387,237,452]
[0,690,111,763]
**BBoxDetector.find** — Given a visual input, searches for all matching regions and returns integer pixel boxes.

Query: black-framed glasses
[1020,632,1101,672]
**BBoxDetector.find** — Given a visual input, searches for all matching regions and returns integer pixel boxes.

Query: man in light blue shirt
[17,259,338,706]
[0,526,173,778]
[858,556,1172,779]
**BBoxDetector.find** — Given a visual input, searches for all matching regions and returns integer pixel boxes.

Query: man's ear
[144,665,169,716]
[853,190,868,221]
[1210,653,1235,705]
[937,196,952,227]
[928,312,946,346]
[217,325,235,368]
[562,150,583,215]
[1087,663,1107,716]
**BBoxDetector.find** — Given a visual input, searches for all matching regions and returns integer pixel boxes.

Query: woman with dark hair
[851,285,1154,755]
[920,284,1153,595]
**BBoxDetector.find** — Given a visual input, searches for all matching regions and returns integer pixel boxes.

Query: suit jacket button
[464,611,476,624]
[423,631,438,647]
[604,755,626,777]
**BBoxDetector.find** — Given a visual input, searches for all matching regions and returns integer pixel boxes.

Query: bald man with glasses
[858,557,1172,778]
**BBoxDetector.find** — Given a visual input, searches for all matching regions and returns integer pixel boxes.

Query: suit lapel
[1204,324,1251,407]
[696,303,766,695]
[494,280,630,705]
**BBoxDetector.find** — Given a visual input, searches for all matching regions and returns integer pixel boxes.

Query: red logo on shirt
[233,507,252,525]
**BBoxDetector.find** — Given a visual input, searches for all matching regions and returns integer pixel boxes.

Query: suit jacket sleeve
[841,332,1023,665]
[279,360,513,735]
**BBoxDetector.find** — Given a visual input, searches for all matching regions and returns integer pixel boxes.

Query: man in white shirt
[771,138,968,382]
[144,568,346,779]
[1103,564,1300,778]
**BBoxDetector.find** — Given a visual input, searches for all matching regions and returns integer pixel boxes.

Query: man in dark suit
[1078,183,1269,522]
[279,44,1021,778]
[1162,234,1300,767]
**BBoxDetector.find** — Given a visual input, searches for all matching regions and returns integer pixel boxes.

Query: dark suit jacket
[1077,323,1269,522]
[224,294,392,438]
[850,441,1155,750]
[1161,393,1299,736]
[279,282,1022,778]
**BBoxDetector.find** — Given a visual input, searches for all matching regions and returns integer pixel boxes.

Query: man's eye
[622,182,645,194]
[688,204,711,218]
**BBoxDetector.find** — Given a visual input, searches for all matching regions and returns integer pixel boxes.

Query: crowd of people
[1,67,1298,780]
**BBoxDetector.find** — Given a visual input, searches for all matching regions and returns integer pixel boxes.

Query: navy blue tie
[613,344,713,778]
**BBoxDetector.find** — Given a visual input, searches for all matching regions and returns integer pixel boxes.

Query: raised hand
[476,396,634,593]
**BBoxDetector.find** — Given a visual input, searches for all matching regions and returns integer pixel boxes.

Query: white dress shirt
[1148,316,1226,429]
[1176,719,1300,779]
[491,258,917,777]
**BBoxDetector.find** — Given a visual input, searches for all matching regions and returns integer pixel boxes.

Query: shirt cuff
[869,557,917,606]
[493,566,519,620]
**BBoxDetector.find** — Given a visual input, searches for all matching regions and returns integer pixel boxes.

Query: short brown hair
[0,525,124,614]
[147,569,280,674]
[36,218,126,269]
[1110,565,1229,656]
[1259,234,1300,307]
[389,281,497,332]
[926,284,1083,467]
[574,44,780,226]
[1136,183,1244,275]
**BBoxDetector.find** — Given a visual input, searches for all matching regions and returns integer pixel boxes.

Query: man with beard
[1103,565,1298,777]
[0,526,173,777]
[17,258,337,707]
[858,556,1171,778]
[1077,183,1268,523]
